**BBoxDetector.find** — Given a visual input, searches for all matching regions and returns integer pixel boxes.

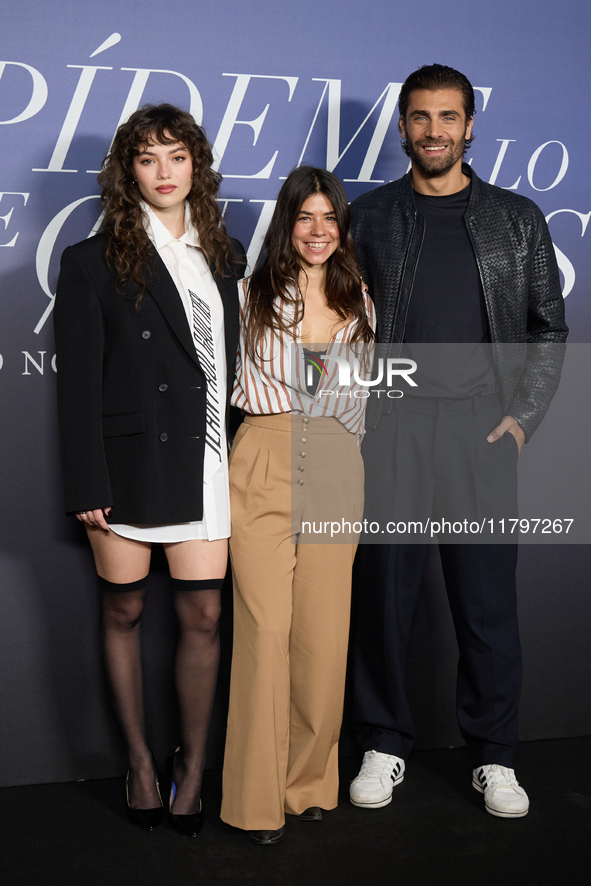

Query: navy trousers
[353,395,521,767]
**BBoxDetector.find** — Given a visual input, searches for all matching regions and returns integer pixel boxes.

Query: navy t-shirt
[403,183,497,398]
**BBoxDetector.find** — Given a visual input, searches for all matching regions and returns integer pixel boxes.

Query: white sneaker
[472,764,529,818]
[349,750,405,808]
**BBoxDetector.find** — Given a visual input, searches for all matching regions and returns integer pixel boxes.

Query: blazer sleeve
[54,244,113,515]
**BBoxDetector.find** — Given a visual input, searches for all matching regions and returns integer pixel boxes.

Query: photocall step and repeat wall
[1,0,590,787]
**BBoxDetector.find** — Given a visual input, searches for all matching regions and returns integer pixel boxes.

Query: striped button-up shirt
[232,284,376,445]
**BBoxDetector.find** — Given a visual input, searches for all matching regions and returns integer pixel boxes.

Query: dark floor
[2,737,590,886]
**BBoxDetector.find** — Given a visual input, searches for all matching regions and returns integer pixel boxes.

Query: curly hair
[243,166,374,366]
[97,104,234,300]
[397,63,476,156]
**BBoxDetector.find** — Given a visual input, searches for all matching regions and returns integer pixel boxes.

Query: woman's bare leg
[86,527,159,808]
[163,538,227,815]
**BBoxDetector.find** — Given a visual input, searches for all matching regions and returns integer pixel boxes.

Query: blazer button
[142,330,151,339]
[158,383,168,392]
[159,432,168,442]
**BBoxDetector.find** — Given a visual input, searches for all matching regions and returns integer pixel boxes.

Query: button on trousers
[221,414,363,831]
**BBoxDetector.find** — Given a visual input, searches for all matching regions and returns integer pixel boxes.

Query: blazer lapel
[145,245,241,393]
[145,246,202,370]
[211,263,240,384]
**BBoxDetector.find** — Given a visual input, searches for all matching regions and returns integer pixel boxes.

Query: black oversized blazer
[54,232,245,524]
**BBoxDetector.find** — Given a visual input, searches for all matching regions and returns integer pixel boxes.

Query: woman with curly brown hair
[220,167,375,844]
[54,104,245,836]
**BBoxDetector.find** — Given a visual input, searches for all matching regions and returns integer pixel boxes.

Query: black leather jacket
[351,165,568,439]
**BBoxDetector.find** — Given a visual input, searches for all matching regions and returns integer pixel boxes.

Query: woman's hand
[76,508,112,531]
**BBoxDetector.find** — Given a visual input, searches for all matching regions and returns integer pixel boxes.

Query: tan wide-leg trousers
[221,414,364,831]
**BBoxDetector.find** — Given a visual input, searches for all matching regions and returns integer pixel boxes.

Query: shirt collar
[141,201,201,251]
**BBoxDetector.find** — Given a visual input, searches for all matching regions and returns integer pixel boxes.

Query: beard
[406,137,466,178]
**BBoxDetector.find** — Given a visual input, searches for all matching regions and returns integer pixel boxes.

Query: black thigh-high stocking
[170,579,222,815]
[100,577,161,810]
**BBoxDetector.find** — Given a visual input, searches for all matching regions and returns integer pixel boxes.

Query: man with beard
[349,64,567,818]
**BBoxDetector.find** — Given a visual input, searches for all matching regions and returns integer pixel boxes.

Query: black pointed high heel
[248,827,285,844]
[287,806,323,821]
[166,747,204,838]
[125,759,164,831]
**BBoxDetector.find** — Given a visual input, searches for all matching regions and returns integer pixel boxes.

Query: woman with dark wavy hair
[220,166,375,844]
[54,104,245,836]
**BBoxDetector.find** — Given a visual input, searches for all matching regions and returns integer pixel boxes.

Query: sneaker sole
[472,779,529,818]
[484,804,529,818]
[349,773,404,808]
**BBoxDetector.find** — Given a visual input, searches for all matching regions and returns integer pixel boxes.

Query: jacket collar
[403,162,479,209]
